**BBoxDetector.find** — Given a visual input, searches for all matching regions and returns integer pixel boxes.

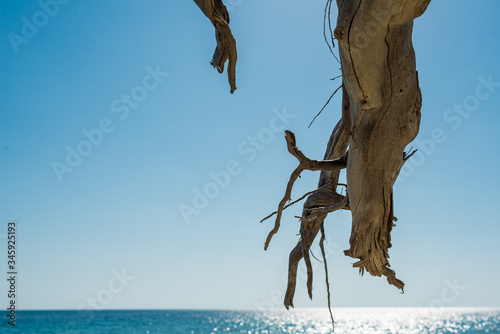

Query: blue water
[0,308,499,333]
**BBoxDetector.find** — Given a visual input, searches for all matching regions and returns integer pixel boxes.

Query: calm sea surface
[0,308,499,333]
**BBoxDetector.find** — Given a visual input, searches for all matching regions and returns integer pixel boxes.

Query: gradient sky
[0,0,499,311]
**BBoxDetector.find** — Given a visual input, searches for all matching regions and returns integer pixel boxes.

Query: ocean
[1,308,499,333]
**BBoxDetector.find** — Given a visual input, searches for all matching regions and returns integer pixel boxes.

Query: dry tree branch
[193,0,237,93]
[308,194,349,215]
[300,226,314,299]
[403,148,418,162]
[320,224,335,331]
[283,190,346,309]
[308,84,343,128]
[192,0,430,328]
[264,165,304,250]
[323,0,340,64]
[261,186,328,223]
[331,74,342,81]
[264,131,348,250]
[285,131,348,171]
[271,105,350,311]
[261,183,347,223]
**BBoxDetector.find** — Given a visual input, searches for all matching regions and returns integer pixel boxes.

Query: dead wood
[193,0,237,93]
[263,0,430,308]
[263,131,348,251]
[191,0,431,321]
[335,0,430,291]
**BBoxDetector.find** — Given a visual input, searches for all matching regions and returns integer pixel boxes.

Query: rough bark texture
[335,0,429,289]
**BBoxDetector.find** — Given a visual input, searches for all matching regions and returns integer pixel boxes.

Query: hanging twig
[308,85,343,128]
[330,74,342,81]
[320,224,335,331]
[323,0,340,64]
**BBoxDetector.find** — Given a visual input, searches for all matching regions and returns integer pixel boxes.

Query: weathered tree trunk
[334,0,430,289]
[266,0,431,307]
[192,0,431,315]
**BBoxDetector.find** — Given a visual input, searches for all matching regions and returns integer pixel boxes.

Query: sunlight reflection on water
[6,307,500,333]
[238,307,500,334]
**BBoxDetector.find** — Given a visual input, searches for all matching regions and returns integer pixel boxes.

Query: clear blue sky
[0,0,499,310]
